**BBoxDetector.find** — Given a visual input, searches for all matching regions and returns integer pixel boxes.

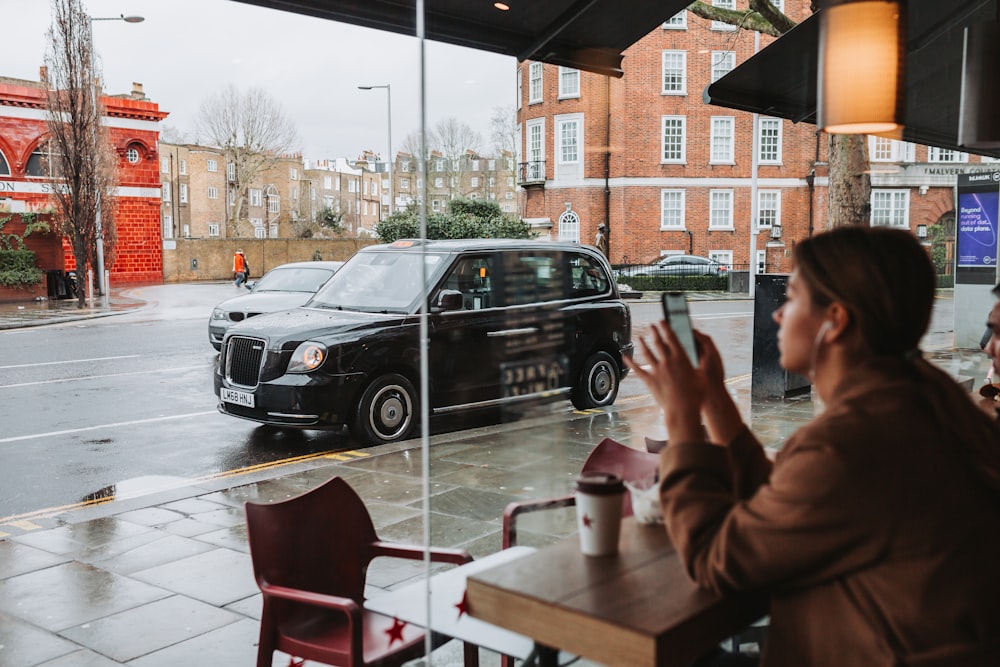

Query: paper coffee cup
[575,472,625,556]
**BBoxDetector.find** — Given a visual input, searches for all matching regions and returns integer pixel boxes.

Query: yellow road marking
[6,520,40,531]
[0,531,9,539]
[0,448,369,525]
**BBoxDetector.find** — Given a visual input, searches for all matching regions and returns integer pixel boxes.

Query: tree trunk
[826,134,871,227]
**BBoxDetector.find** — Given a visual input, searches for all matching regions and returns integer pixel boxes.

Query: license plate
[221,387,255,408]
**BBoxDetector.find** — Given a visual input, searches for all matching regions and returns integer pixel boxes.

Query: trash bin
[751,274,810,400]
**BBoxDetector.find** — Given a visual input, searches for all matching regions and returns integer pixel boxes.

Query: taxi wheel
[352,373,418,446]
[571,351,619,410]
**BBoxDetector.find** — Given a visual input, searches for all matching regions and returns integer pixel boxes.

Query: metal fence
[613,262,752,292]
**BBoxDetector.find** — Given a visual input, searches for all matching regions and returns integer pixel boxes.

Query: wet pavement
[0,286,987,667]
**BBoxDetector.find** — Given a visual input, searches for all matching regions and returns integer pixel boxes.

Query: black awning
[704,1,1000,158]
[229,0,691,77]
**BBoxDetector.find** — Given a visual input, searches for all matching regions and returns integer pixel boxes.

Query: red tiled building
[0,75,167,287]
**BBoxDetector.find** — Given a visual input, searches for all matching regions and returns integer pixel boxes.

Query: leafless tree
[430,117,482,200]
[196,85,298,237]
[488,105,518,203]
[43,0,119,307]
[687,0,870,228]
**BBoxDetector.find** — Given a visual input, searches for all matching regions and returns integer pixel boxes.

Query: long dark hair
[794,226,1000,491]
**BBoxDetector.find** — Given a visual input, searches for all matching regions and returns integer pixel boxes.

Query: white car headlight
[288,342,327,373]
[211,308,227,321]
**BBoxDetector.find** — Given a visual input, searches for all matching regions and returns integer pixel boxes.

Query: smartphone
[661,292,699,366]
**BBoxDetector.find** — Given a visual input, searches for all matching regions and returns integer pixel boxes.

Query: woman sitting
[627,226,1000,666]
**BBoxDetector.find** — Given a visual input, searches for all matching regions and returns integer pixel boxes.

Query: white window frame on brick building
[435,177,444,188]
[711,0,737,30]
[661,116,686,164]
[162,182,171,202]
[711,51,735,83]
[517,68,523,110]
[228,189,236,206]
[179,159,187,175]
[208,223,220,237]
[179,184,188,204]
[207,159,217,172]
[208,186,218,199]
[709,190,734,229]
[227,162,236,181]
[126,147,140,164]
[756,250,767,274]
[348,179,358,193]
[323,176,332,189]
[870,190,910,227]
[660,189,686,230]
[757,190,781,229]
[268,196,280,214]
[471,176,479,187]
[758,118,782,164]
[558,67,580,99]
[526,118,545,179]
[868,137,914,162]
[709,250,732,269]
[290,167,298,180]
[432,199,442,212]
[662,50,687,95]
[161,157,169,173]
[556,114,583,181]
[710,117,735,164]
[529,62,543,104]
[401,177,410,190]
[927,147,967,163]
[162,214,173,238]
[249,188,262,207]
[663,10,687,29]
[558,209,581,243]
[251,218,265,239]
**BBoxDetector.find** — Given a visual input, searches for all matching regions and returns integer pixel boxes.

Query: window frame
[661,116,686,164]
[662,50,687,95]
[709,189,735,230]
[757,189,781,229]
[758,117,782,165]
[529,62,543,104]
[558,67,580,99]
[710,116,735,164]
[660,189,686,230]
[711,50,735,83]
[870,189,910,227]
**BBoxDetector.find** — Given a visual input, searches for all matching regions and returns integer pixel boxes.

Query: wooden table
[465,518,768,667]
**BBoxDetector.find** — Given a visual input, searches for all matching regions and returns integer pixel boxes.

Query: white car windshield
[310,252,446,312]
[254,267,336,293]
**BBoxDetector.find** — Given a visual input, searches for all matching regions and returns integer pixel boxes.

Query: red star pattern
[582,513,594,529]
[455,590,469,619]
[385,617,407,645]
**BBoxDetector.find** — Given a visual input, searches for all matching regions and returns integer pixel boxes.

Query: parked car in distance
[629,254,728,277]
[214,239,633,446]
[208,260,344,350]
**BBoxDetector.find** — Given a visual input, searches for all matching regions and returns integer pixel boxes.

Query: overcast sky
[2,0,517,162]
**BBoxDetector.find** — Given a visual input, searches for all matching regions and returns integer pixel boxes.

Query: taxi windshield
[309,251,446,312]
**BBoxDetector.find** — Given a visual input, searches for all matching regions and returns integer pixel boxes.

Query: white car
[208,260,344,350]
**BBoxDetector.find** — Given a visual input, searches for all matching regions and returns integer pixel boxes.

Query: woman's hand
[625,320,710,444]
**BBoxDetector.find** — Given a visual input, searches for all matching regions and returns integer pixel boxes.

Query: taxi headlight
[288,342,327,373]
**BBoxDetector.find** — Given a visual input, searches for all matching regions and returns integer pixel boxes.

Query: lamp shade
[958,22,1000,149]
[818,1,905,134]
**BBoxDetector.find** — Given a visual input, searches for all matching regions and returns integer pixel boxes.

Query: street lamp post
[89,14,143,298]
[358,84,392,219]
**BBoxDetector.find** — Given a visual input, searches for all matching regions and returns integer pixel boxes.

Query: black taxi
[214,239,633,445]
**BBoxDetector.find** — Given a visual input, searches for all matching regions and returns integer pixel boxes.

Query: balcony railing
[517,160,545,186]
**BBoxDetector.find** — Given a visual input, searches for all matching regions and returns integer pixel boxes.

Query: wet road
[0,285,755,519]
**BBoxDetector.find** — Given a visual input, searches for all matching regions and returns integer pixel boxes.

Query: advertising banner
[956,172,1000,270]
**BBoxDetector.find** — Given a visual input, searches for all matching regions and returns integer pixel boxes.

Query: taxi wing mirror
[435,289,464,312]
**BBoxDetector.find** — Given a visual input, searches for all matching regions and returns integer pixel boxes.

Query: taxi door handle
[487,327,539,337]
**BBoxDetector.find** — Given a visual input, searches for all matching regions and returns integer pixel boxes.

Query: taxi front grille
[225,335,266,387]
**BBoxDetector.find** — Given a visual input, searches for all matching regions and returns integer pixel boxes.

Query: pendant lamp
[958,21,1000,149]
[818,1,905,134]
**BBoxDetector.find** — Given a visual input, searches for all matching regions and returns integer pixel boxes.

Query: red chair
[502,437,659,548]
[245,476,477,667]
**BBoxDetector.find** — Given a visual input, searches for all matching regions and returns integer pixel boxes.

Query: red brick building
[0,75,167,287]
[515,2,993,274]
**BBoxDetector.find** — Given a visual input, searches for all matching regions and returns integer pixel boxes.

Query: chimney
[131,82,145,100]
[39,66,47,84]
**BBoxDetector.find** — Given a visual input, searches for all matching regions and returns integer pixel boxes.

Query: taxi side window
[443,255,494,309]
[504,252,565,306]
[570,254,610,298]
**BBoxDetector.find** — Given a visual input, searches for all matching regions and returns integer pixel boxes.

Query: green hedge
[0,249,43,287]
[935,273,954,289]
[617,274,727,291]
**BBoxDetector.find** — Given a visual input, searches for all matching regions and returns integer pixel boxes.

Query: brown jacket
[660,359,1000,666]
